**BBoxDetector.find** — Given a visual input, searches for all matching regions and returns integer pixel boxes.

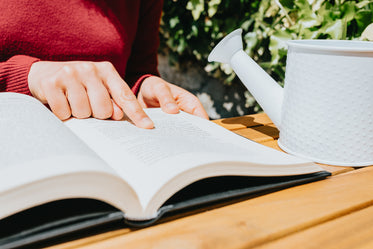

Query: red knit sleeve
[0,55,40,95]
[126,0,163,94]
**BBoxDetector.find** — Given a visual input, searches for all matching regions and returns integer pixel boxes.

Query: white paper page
[64,108,318,208]
[0,93,115,192]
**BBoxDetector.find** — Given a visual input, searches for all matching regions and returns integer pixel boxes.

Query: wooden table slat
[254,205,373,249]
[212,113,273,130]
[233,124,279,143]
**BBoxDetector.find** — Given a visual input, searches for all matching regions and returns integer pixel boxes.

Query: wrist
[28,61,43,98]
[131,74,155,95]
[4,55,40,95]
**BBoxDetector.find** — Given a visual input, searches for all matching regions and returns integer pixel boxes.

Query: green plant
[160,0,373,110]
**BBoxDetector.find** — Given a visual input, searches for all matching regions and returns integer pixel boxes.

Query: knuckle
[99,61,115,71]
[61,65,75,76]
[93,107,112,120]
[153,81,168,92]
[90,94,113,119]
[116,93,137,106]
[124,107,145,121]
[79,62,96,73]
[132,108,147,120]
[43,78,60,89]
[56,109,71,120]
[53,73,65,85]
[72,110,91,119]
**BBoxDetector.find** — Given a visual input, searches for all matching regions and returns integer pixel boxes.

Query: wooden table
[49,113,373,249]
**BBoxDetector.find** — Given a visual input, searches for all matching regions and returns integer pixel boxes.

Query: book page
[64,108,320,208]
[0,93,116,193]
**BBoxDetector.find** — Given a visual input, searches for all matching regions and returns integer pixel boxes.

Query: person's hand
[137,76,209,119]
[28,61,154,128]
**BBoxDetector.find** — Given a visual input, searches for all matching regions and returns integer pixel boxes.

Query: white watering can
[209,29,373,166]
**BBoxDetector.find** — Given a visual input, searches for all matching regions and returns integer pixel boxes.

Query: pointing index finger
[98,62,154,129]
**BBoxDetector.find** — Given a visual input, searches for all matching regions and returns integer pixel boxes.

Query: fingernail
[140,117,154,129]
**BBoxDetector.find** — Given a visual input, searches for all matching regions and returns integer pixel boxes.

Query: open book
[0,93,329,248]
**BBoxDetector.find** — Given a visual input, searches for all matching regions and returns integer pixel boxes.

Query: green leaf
[321,19,344,39]
[186,0,205,20]
[355,10,373,33]
[356,1,373,9]
[169,17,180,28]
[244,32,258,54]
[208,0,221,17]
[269,29,292,64]
[341,2,356,22]
[279,0,294,9]
[301,28,320,39]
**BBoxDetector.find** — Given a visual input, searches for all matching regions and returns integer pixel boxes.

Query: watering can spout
[208,29,283,128]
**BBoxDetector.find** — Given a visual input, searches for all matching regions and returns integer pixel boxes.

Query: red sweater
[0,0,163,95]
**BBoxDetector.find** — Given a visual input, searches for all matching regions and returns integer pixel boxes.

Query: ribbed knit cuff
[1,55,40,95]
[131,74,154,95]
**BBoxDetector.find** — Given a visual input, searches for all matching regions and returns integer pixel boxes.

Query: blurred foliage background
[159,0,373,112]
